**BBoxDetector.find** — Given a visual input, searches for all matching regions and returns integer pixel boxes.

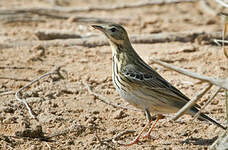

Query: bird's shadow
[181,136,217,146]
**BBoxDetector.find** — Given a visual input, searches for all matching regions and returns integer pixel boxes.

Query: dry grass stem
[15,66,63,120]
[150,59,228,90]
[0,91,15,96]
[0,32,223,49]
[83,81,141,112]
[214,0,228,8]
[0,0,195,14]
[193,87,221,120]
[223,22,228,59]
[171,84,213,121]
[0,76,31,82]
[111,130,136,145]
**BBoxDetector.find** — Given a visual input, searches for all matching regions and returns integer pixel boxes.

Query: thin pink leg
[124,119,152,146]
[143,114,163,139]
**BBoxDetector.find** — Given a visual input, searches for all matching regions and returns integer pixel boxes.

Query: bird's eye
[110,28,116,32]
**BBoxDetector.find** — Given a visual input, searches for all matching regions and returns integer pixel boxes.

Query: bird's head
[92,24,130,46]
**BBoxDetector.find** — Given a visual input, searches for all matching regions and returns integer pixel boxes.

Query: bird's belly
[112,72,179,114]
[113,83,179,114]
[113,85,154,112]
[116,87,143,108]
[112,76,139,108]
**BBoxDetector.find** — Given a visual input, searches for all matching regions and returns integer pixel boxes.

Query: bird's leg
[124,109,152,146]
[142,114,163,139]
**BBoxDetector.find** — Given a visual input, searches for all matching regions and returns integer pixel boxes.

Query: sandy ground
[0,0,228,149]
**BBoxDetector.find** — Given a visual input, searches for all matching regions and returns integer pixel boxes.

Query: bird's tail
[190,107,227,130]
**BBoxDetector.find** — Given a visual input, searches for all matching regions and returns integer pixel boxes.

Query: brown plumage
[92,24,226,145]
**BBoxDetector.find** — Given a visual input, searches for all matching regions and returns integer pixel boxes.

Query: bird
[92,23,226,146]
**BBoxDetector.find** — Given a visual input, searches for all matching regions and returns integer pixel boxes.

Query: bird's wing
[121,64,201,108]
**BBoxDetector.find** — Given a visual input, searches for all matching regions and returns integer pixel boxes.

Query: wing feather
[121,64,200,109]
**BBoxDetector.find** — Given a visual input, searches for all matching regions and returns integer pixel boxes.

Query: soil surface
[0,0,228,149]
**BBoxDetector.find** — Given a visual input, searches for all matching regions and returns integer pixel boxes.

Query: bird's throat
[110,41,120,57]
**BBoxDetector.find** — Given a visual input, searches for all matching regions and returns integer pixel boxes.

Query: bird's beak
[91,25,105,32]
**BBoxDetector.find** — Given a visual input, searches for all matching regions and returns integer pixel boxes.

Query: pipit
[92,24,226,146]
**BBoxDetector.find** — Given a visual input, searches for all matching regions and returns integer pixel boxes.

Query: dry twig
[98,130,136,146]
[35,30,98,40]
[83,81,140,112]
[0,66,33,69]
[226,90,228,125]
[193,87,221,120]
[0,31,223,48]
[171,84,213,121]
[210,89,228,149]
[150,59,228,121]
[0,76,31,82]
[150,59,228,90]
[93,131,115,149]
[0,91,15,96]
[214,0,228,8]
[15,66,63,120]
[67,16,130,24]
[44,142,51,150]
[35,30,82,40]
[1,13,129,24]
[0,14,46,23]
[0,0,195,14]
[222,22,228,59]
[111,130,136,145]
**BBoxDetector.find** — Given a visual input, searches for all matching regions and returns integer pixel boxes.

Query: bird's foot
[142,133,150,139]
[123,135,141,146]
